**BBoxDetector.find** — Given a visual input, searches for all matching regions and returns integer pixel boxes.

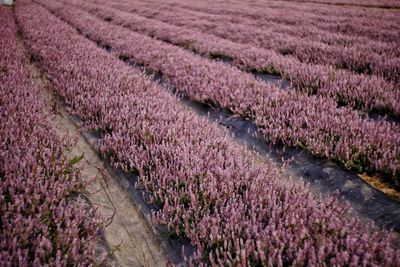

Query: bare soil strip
[16,25,168,267]
[51,109,168,267]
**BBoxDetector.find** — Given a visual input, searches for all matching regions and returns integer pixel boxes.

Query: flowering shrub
[62,0,400,116]
[85,0,400,84]
[15,1,400,265]
[0,6,102,266]
[121,0,400,44]
[35,0,400,185]
[280,0,400,8]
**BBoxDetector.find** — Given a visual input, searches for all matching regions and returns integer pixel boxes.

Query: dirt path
[17,34,168,267]
[53,108,168,267]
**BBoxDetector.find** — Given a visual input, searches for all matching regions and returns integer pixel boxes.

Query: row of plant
[65,0,400,117]
[16,1,400,265]
[131,0,397,55]
[108,0,400,58]
[37,0,400,186]
[0,6,102,265]
[159,0,400,22]
[132,0,400,44]
[281,0,400,8]
[96,0,400,84]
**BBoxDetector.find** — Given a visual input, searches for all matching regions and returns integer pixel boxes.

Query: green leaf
[70,153,84,165]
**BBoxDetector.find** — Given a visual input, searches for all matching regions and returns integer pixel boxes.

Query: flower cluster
[16,1,400,265]
[36,0,400,185]
[279,0,400,8]
[0,6,102,266]
[126,0,400,43]
[91,0,400,84]
[65,0,400,117]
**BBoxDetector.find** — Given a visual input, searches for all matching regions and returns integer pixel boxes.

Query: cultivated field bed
[1,0,400,265]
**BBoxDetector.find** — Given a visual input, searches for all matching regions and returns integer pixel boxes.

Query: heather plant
[87,0,400,84]
[15,1,400,265]
[62,0,400,117]
[36,0,400,186]
[282,0,400,8]
[126,0,400,43]
[0,7,102,265]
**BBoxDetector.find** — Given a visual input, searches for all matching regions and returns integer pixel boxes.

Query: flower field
[0,6,102,265]
[1,0,400,265]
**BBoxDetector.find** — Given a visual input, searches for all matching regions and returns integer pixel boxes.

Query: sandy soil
[21,37,168,267]
[53,108,168,267]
